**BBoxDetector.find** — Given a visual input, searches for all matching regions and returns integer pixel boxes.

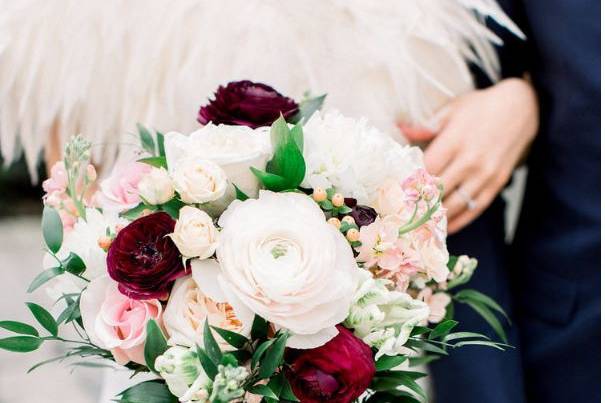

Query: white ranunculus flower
[170,207,219,259]
[171,157,228,204]
[345,271,429,358]
[163,273,252,349]
[164,124,271,199]
[210,191,359,349]
[302,111,424,204]
[138,167,175,205]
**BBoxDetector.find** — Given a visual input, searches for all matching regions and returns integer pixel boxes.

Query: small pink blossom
[42,161,68,194]
[356,216,406,272]
[80,276,163,365]
[417,288,452,324]
[95,161,151,212]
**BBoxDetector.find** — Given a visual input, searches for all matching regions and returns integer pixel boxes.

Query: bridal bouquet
[1,81,509,403]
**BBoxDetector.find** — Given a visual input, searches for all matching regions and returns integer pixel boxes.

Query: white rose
[302,111,424,204]
[138,167,175,205]
[163,274,251,349]
[171,158,228,204]
[207,191,359,349]
[170,206,219,259]
[164,124,271,199]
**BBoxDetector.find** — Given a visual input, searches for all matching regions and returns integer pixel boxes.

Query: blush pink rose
[80,276,163,365]
[96,161,151,212]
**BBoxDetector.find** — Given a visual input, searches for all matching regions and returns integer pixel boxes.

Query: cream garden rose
[209,191,359,349]
[170,206,219,259]
[171,157,228,204]
[164,124,271,199]
[138,166,175,205]
[163,274,250,349]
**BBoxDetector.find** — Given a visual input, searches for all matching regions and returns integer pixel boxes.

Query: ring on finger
[456,187,477,211]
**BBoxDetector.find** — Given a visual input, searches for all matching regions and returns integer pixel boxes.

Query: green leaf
[138,156,167,169]
[62,252,86,275]
[375,354,407,372]
[144,320,168,373]
[251,339,274,370]
[251,314,269,340]
[220,353,239,368]
[410,326,432,337]
[42,206,63,253]
[319,199,333,210]
[248,384,278,400]
[156,131,165,157]
[265,116,306,189]
[250,167,289,191]
[429,320,458,340]
[258,332,289,379]
[409,354,440,367]
[26,302,58,337]
[203,319,222,364]
[338,205,352,214]
[294,94,327,124]
[160,198,185,218]
[196,344,218,380]
[289,123,304,152]
[443,332,490,343]
[121,203,156,220]
[0,336,43,352]
[457,298,508,343]
[234,184,250,201]
[406,339,448,355]
[27,266,65,293]
[455,289,510,323]
[211,326,249,349]
[137,124,156,156]
[454,340,507,351]
[117,380,178,403]
[56,297,80,325]
[281,377,299,401]
[0,321,39,337]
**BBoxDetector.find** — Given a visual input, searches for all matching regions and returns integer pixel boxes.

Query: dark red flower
[350,205,378,227]
[107,212,188,300]
[198,80,299,129]
[286,326,375,403]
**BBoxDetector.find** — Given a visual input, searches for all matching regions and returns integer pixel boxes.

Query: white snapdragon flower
[155,346,204,399]
[345,271,430,357]
[302,111,424,204]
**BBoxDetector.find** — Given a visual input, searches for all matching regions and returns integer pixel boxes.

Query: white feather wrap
[0,0,521,179]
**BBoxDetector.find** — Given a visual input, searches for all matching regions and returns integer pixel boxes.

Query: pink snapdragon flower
[95,161,151,212]
[417,288,452,324]
[42,161,69,194]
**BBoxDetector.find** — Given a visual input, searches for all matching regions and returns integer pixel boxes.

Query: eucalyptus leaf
[137,124,156,156]
[27,266,64,293]
[42,206,63,253]
[0,336,43,353]
[0,321,39,337]
[26,302,58,337]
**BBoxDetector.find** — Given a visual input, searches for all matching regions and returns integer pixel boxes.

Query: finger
[398,122,437,143]
[439,157,471,198]
[423,128,460,176]
[447,184,500,234]
[443,173,485,219]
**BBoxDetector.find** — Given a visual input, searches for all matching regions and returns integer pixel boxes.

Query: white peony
[170,157,228,204]
[344,271,429,358]
[170,207,219,259]
[164,124,271,199]
[302,111,424,204]
[201,191,359,349]
[138,166,175,205]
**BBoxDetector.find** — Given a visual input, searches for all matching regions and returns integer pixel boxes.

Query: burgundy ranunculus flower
[286,326,375,403]
[197,80,299,129]
[107,212,188,300]
[350,205,378,227]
